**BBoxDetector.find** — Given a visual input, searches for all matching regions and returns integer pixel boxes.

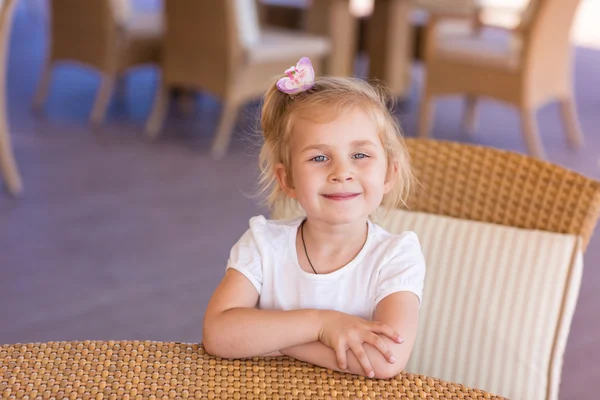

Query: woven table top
[0,340,507,399]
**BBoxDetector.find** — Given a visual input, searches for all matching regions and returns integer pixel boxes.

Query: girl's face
[276,107,395,226]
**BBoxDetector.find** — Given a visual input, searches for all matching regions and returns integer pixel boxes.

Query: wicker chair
[0,0,21,196]
[403,139,599,249]
[145,0,330,158]
[418,0,584,159]
[32,0,163,125]
[272,138,600,400]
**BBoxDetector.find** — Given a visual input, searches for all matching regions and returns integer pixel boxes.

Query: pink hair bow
[276,57,315,95]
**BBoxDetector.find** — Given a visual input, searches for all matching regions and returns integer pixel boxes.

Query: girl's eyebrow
[352,140,378,148]
[300,144,330,153]
[300,140,378,153]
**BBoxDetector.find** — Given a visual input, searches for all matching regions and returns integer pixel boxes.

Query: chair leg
[32,60,53,111]
[176,89,196,116]
[418,94,435,138]
[116,73,127,100]
[558,96,584,149]
[462,95,478,135]
[211,100,240,159]
[145,83,170,140]
[90,73,116,125]
[519,107,547,159]
[0,120,23,196]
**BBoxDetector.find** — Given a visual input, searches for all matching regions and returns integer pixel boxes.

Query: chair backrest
[257,0,307,29]
[163,0,256,97]
[235,0,261,47]
[110,0,132,24]
[516,0,540,30]
[517,0,582,98]
[402,139,600,249]
[48,0,119,71]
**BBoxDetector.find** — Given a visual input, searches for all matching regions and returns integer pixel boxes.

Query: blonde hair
[258,76,413,214]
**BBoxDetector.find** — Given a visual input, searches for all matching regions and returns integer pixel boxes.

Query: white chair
[33,0,163,125]
[418,0,584,159]
[0,0,22,196]
[145,0,330,158]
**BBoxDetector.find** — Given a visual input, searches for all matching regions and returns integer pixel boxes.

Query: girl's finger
[370,321,404,344]
[363,332,395,363]
[349,342,374,378]
[335,344,348,371]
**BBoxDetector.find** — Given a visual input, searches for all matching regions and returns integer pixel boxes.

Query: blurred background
[0,1,598,399]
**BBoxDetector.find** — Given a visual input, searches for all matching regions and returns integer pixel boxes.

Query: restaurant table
[300,0,480,98]
[1,340,508,399]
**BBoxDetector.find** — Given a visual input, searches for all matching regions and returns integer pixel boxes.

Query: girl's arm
[280,292,420,379]
[202,269,323,358]
[202,269,403,365]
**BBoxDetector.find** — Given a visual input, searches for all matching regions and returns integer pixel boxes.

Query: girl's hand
[318,310,404,378]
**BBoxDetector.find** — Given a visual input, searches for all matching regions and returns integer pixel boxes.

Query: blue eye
[352,153,369,159]
[310,155,328,162]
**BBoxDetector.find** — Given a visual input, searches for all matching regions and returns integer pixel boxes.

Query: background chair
[145,0,330,158]
[257,0,307,30]
[273,138,600,400]
[0,0,21,196]
[418,0,584,159]
[32,0,162,125]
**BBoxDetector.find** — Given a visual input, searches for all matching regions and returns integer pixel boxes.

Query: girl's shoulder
[247,215,304,245]
[249,215,304,230]
[368,220,422,256]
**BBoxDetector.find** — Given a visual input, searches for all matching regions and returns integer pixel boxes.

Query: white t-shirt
[226,216,426,320]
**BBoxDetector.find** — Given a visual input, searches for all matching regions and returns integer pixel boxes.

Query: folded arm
[202,269,323,358]
[280,292,420,379]
[202,269,417,379]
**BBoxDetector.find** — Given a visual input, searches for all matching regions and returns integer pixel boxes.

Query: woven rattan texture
[404,139,600,250]
[1,341,507,399]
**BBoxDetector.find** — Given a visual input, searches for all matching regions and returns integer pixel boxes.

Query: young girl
[203,58,426,380]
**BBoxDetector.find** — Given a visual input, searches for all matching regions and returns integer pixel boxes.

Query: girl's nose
[328,161,353,183]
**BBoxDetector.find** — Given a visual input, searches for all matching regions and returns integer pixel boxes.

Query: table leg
[366,0,414,99]
[305,0,358,76]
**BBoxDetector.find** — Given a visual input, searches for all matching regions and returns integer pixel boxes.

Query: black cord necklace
[300,219,318,274]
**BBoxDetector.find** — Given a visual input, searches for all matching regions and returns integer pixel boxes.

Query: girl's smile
[321,192,361,201]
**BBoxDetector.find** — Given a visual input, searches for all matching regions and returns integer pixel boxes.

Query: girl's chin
[307,210,371,225]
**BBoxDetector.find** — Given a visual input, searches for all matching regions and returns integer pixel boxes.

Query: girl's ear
[384,161,398,194]
[275,163,297,199]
